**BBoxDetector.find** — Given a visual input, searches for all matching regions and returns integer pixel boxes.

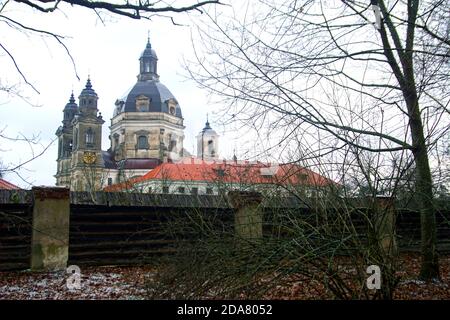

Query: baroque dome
[113,39,182,118]
[114,81,182,118]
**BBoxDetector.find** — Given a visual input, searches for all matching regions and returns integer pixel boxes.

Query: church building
[55,39,219,191]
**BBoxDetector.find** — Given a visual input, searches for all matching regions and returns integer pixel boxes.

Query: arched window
[207,140,215,155]
[86,128,94,147]
[64,140,73,157]
[137,135,148,149]
[169,140,177,152]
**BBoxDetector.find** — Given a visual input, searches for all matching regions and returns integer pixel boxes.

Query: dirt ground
[0,253,449,300]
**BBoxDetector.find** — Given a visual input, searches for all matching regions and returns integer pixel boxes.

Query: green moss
[10,192,20,204]
[31,243,44,271]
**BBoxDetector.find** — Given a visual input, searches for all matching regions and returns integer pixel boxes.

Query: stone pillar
[374,196,398,258]
[31,187,70,271]
[228,191,263,240]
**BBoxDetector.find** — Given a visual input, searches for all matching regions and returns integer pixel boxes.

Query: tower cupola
[197,116,220,160]
[63,92,78,126]
[78,77,99,114]
[138,37,159,81]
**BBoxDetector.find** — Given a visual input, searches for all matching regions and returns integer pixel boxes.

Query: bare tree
[186,0,450,280]
[0,127,55,186]
[1,0,220,95]
[0,0,220,184]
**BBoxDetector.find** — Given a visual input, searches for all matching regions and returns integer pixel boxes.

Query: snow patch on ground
[0,266,154,300]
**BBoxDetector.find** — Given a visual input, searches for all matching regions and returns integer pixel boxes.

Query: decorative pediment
[135,130,150,136]
[165,98,178,115]
[166,98,178,106]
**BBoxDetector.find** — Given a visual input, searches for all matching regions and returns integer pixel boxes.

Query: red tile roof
[104,158,335,192]
[0,178,20,190]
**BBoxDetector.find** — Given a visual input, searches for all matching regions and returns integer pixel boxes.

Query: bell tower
[70,77,105,191]
[197,117,219,160]
[55,92,78,187]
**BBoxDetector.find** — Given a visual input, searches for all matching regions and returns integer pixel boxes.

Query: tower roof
[115,81,182,117]
[79,77,98,99]
[64,92,78,110]
[141,38,158,60]
[200,118,218,136]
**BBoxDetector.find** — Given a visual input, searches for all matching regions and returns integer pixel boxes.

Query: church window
[207,140,215,156]
[145,61,150,73]
[64,141,73,157]
[169,140,177,152]
[167,99,177,116]
[86,128,94,147]
[107,178,113,186]
[137,135,148,149]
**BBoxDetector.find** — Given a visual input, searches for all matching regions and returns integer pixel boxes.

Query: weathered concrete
[228,191,263,240]
[374,196,398,258]
[31,187,70,271]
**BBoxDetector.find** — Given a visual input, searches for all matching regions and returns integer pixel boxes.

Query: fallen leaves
[0,253,449,300]
[0,265,155,300]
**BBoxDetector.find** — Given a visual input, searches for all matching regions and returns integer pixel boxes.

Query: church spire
[203,114,212,131]
[197,115,219,160]
[62,91,78,126]
[69,91,76,104]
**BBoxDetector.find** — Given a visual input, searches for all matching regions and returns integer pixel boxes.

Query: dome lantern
[138,37,159,81]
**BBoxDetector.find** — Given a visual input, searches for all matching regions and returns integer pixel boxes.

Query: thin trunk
[404,92,440,280]
[415,147,439,280]
[378,0,440,280]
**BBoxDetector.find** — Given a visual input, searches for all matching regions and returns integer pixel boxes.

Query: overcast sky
[0,1,244,188]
